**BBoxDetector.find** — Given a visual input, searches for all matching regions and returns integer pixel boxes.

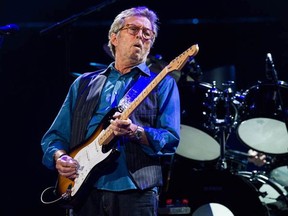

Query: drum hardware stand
[206,81,220,130]
[207,81,236,170]
[161,154,175,194]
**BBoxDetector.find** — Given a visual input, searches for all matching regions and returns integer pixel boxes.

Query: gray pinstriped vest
[70,69,163,190]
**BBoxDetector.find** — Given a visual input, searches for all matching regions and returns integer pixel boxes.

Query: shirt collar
[105,62,152,76]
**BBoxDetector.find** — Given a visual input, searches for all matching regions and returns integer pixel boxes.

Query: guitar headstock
[166,44,199,72]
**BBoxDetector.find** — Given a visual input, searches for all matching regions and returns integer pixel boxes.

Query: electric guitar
[54,44,199,208]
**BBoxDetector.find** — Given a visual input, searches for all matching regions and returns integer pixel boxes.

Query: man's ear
[110,33,118,46]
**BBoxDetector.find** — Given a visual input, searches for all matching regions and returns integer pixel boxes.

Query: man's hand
[248,149,267,167]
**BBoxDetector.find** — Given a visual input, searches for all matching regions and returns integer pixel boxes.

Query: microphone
[265,53,278,82]
[0,24,20,35]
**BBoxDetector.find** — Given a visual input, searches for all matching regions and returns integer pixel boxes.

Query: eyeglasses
[119,24,155,40]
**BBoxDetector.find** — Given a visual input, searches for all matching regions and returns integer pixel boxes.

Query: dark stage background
[1,0,288,215]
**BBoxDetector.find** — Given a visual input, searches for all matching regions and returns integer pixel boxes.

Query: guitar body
[57,143,120,208]
[56,109,121,208]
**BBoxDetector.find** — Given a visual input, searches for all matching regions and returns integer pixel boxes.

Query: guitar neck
[122,68,168,119]
[98,44,199,146]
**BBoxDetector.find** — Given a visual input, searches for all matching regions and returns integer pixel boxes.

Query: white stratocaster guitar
[52,44,199,208]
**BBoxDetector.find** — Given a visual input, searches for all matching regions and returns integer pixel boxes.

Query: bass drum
[237,81,288,155]
[174,170,270,216]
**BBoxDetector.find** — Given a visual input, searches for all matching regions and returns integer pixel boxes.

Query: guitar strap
[117,70,157,112]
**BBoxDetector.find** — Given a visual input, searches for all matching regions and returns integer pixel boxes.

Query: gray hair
[107,6,159,57]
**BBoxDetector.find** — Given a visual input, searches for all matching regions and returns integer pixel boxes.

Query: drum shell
[166,169,270,216]
[239,81,288,122]
[179,81,216,134]
[179,81,238,135]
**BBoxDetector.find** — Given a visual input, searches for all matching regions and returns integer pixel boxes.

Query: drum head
[237,117,288,155]
[192,203,234,216]
[269,166,288,189]
[176,125,220,161]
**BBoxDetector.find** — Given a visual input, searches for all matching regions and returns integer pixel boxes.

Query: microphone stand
[267,53,288,133]
[40,0,118,36]
[39,0,118,74]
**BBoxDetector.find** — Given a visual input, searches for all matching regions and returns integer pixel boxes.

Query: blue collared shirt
[41,62,180,191]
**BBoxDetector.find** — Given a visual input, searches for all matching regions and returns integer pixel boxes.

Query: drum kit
[157,56,288,215]
[177,79,288,162]
[98,45,288,215]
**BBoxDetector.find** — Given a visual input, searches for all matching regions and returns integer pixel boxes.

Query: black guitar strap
[117,71,157,112]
